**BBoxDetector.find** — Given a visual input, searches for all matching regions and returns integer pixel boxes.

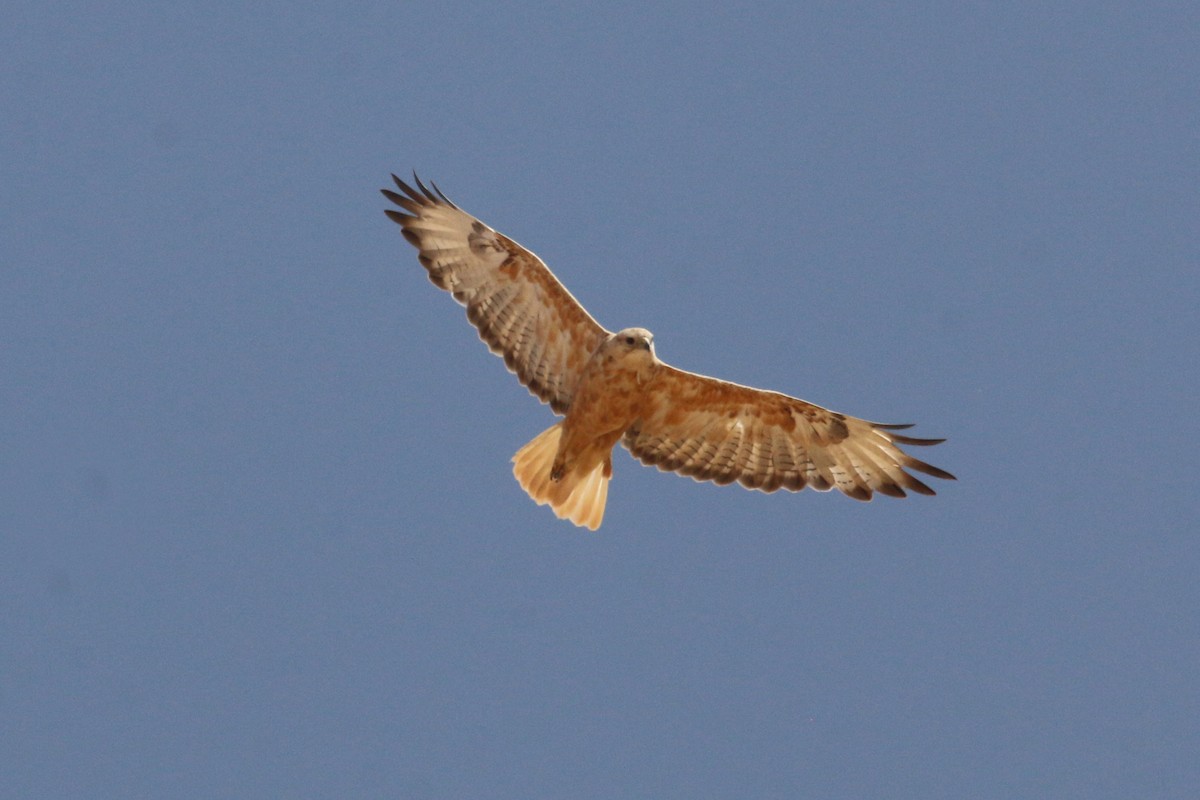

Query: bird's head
[603,328,658,371]
[611,327,655,354]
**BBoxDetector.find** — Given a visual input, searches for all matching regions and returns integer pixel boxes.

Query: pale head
[609,327,656,356]
[595,327,658,372]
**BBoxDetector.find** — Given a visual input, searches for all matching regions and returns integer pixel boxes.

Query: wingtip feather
[906,457,956,481]
[889,433,947,446]
[391,173,418,197]
[413,173,440,203]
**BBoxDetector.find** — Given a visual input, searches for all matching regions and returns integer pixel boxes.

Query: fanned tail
[511,424,609,530]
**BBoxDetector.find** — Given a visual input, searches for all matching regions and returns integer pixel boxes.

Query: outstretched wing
[623,365,955,499]
[383,174,610,414]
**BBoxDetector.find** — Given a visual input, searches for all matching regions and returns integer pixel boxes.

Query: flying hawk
[383,174,954,529]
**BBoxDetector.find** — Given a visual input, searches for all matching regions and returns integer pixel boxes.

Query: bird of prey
[383,174,954,529]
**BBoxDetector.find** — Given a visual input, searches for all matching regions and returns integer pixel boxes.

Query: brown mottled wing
[623,365,955,499]
[383,174,610,414]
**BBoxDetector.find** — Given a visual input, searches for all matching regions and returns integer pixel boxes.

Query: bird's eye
[624,336,635,345]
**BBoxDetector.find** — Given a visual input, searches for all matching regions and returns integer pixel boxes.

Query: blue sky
[3,2,1198,797]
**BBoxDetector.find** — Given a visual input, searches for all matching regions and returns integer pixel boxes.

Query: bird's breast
[564,358,655,438]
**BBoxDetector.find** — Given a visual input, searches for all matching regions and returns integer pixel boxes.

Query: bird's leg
[550,457,565,482]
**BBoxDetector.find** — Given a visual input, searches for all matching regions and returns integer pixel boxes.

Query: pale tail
[511,424,609,530]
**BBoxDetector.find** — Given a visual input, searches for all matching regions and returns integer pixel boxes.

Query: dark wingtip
[429,179,457,208]
[389,171,454,207]
[872,420,948,446]
[905,475,937,496]
[889,433,947,446]
[391,173,421,200]
[844,485,872,501]
[413,172,440,202]
[906,457,956,482]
